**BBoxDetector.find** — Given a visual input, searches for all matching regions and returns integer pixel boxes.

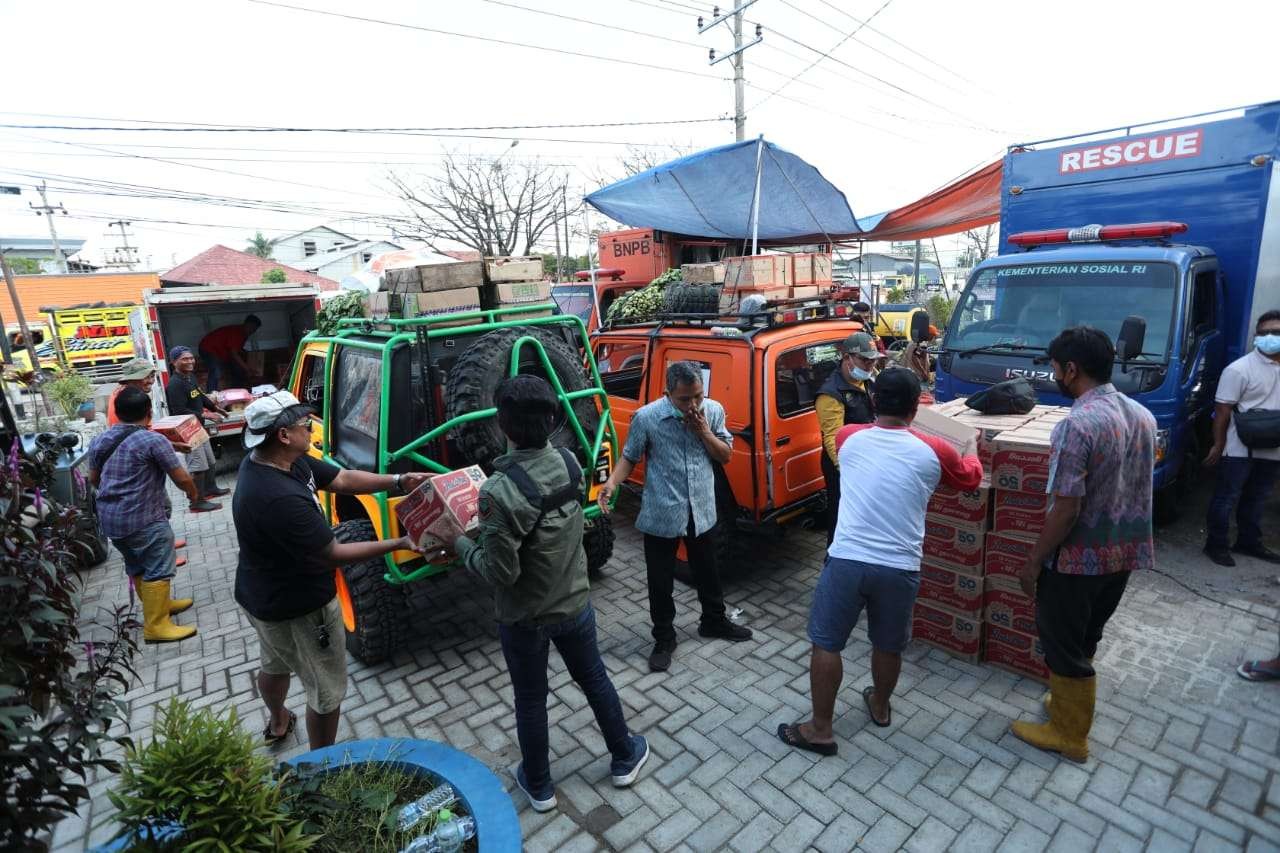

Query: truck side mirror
[910,310,931,343]
[1116,315,1146,366]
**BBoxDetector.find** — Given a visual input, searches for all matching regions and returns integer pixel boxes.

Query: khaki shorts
[248,597,347,714]
[182,439,216,474]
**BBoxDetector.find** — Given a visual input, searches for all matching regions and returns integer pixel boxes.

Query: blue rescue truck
[936,102,1280,519]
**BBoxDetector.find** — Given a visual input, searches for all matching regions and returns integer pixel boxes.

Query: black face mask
[1055,379,1075,399]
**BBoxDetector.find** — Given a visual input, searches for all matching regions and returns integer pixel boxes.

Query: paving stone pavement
[52,475,1280,852]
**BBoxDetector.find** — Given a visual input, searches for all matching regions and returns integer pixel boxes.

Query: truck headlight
[1154,428,1169,463]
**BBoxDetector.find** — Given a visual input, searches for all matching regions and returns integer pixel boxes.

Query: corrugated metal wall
[0,272,160,328]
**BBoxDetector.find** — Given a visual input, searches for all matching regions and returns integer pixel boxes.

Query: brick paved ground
[53,472,1280,852]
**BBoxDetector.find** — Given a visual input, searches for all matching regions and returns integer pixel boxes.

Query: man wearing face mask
[815,332,879,547]
[1203,310,1280,567]
[597,360,752,672]
[1011,326,1155,763]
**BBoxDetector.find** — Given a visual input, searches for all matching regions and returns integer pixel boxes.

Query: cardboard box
[927,477,991,527]
[493,280,552,305]
[912,599,983,662]
[403,288,482,326]
[922,514,985,573]
[983,576,1037,634]
[991,427,1053,493]
[790,285,821,299]
[724,254,791,289]
[484,256,543,283]
[152,414,209,452]
[681,262,725,284]
[918,561,984,616]
[983,624,1049,683]
[993,490,1049,536]
[394,466,487,551]
[983,531,1037,582]
[364,291,394,317]
[382,267,419,293]
[911,405,980,458]
[790,253,834,286]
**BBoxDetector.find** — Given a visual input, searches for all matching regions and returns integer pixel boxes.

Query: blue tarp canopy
[584,138,861,243]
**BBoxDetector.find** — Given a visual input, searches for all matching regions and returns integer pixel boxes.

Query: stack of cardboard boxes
[789,252,833,300]
[910,399,1072,684]
[718,252,833,312]
[484,256,552,317]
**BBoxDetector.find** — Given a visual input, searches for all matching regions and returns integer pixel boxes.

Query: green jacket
[455,444,589,625]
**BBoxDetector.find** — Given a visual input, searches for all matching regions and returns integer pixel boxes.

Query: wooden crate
[791,253,834,285]
[484,256,544,283]
[724,255,790,289]
[681,262,726,284]
[412,260,485,293]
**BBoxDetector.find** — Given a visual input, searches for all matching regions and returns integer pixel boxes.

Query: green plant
[246,232,277,260]
[1,436,140,851]
[44,372,93,419]
[7,257,42,275]
[107,698,314,852]
[262,268,287,285]
[605,268,681,323]
[885,285,909,304]
[926,293,957,329]
[316,291,368,336]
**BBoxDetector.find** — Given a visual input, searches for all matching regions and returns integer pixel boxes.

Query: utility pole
[698,1,763,142]
[29,182,69,273]
[562,186,571,276]
[1,253,41,370]
[104,220,139,271]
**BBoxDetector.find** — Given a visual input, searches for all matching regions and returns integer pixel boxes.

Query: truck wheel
[1154,441,1201,526]
[446,326,600,472]
[583,514,615,580]
[663,282,720,315]
[332,519,406,665]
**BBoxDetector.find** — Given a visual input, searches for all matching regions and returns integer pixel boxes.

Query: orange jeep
[593,300,867,562]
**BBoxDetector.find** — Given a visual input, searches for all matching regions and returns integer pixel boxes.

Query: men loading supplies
[816,332,879,547]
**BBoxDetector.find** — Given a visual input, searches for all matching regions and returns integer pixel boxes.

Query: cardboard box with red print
[983,531,1038,583]
[993,490,1050,536]
[395,466,487,551]
[927,477,991,527]
[912,599,983,662]
[991,428,1053,494]
[918,561,984,616]
[983,576,1037,634]
[983,623,1049,683]
[922,514,985,574]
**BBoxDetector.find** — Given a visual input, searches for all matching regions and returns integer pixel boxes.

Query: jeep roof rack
[601,297,858,335]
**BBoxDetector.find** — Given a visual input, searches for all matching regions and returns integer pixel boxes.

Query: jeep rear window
[776,341,842,417]
[335,350,381,440]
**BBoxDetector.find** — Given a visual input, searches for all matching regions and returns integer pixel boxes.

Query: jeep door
[593,336,651,485]
[764,335,844,512]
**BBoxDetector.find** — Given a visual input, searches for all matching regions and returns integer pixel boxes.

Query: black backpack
[502,449,583,530]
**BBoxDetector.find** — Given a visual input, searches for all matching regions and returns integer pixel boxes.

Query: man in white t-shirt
[1204,310,1280,567]
[777,370,982,756]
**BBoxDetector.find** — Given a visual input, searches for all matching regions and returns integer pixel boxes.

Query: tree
[617,143,693,178]
[387,151,575,258]
[962,225,995,265]
[5,257,43,274]
[246,232,276,260]
[261,267,286,284]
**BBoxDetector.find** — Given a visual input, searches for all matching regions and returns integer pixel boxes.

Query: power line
[805,0,978,85]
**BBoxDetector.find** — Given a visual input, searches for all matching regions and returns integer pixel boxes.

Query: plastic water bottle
[399,815,477,853]
[395,783,460,832]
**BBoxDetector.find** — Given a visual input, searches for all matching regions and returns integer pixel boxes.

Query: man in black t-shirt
[233,391,427,749]
[164,345,230,511]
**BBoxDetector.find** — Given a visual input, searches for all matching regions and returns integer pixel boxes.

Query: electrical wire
[805,0,978,85]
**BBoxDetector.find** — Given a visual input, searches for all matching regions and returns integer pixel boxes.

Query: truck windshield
[948,261,1177,359]
[551,285,595,325]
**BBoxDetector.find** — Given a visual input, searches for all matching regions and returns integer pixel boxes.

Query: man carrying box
[454,376,648,813]
[1012,327,1155,763]
[779,370,982,755]
[88,387,202,643]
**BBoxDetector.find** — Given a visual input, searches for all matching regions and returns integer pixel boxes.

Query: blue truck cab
[936,102,1280,517]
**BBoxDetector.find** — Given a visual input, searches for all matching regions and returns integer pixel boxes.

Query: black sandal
[863,686,890,728]
[262,710,296,745]
[777,722,838,756]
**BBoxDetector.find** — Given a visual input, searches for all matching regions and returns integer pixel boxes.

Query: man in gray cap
[815,331,879,547]
[165,345,230,512]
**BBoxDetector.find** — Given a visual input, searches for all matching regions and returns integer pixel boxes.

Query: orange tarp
[0,272,160,329]
[856,160,1002,243]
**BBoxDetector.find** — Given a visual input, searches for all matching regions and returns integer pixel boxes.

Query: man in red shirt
[198,314,261,391]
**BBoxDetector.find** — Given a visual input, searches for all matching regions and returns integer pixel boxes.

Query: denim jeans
[111,521,176,582]
[199,349,247,393]
[498,603,631,792]
[1206,457,1280,551]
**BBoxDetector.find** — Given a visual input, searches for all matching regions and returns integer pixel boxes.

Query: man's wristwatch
[393,473,403,494]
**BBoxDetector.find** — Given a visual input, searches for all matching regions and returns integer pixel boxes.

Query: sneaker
[1232,543,1280,565]
[610,734,650,788]
[512,764,556,813]
[698,619,753,642]
[648,639,677,672]
[204,484,231,498]
[1203,545,1236,567]
[188,499,222,513]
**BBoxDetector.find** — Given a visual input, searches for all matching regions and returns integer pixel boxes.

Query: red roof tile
[442,249,482,262]
[161,245,339,291]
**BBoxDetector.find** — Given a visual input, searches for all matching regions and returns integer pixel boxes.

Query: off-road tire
[333,519,406,665]
[446,326,600,472]
[584,514,615,579]
[662,282,720,315]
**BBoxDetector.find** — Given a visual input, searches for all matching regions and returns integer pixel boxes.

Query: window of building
[775,341,842,418]
[303,240,317,257]
[362,252,373,263]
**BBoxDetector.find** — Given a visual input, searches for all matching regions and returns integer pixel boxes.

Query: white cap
[243,390,312,449]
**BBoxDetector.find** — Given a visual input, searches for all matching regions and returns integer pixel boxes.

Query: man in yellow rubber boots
[88,386,203,642]
[1013,327,1155,762]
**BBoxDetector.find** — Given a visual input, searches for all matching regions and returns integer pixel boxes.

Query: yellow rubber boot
[140,580,197,643]
[131,576,193,615]
[1043,658,1092,715]
[1013,674,1094,763]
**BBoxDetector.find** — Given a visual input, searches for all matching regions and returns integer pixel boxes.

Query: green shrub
[885,286,909,304]
[107,699,314,852]
[926,293,957,329]
[45,371,94,419]
[261,268,287,284]
[316,292,368,336]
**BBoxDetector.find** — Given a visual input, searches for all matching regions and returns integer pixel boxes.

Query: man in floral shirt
[1013,326,1155,763]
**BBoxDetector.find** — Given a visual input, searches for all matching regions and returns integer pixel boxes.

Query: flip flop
[262,710,296,745]
[776,722,838,756]
[174,538,187,549]
[175,556,187,568]
[862,686,891,728]
[1237,660,1280,682]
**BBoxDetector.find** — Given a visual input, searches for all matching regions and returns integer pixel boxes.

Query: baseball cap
[837,331,879,359]
[243,390,313,449]
[119,358,156,380]
[873,366,922,413]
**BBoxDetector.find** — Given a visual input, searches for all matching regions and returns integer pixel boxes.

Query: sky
[0,0,1277,272]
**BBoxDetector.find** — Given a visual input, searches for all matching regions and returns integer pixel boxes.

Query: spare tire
[446,326,600,471]
[662,282,720,315]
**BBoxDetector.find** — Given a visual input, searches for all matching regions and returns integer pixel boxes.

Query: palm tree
[245,231,276,259]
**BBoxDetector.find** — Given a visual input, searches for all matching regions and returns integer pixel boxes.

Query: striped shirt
[623,397,733,538]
